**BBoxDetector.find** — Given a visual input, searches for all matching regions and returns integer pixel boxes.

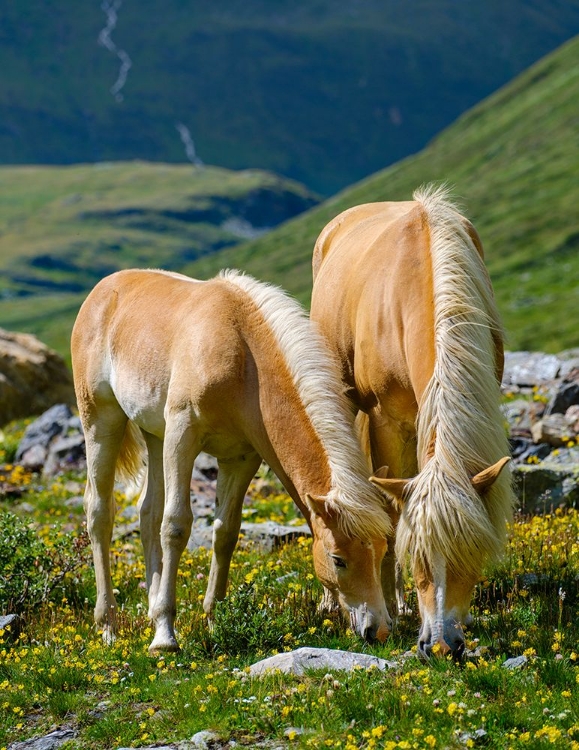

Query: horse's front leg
[148,418,197,654]
[203,452,262,620]
[139,433,165,620]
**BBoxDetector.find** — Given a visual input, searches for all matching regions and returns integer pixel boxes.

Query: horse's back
[311,200,436,407]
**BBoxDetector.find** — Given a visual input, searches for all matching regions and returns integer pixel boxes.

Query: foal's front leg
[203,452,262,619]
[138,433,165,620]
[148,419,197,654]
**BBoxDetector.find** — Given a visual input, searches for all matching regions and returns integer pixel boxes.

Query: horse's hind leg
[138,432,165,620]
[82,402,128,642]
[203,451,262,618]
[368,409,418,622]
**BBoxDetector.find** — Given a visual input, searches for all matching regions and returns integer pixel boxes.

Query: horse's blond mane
[395,186,513,577]
[219,269,391,539]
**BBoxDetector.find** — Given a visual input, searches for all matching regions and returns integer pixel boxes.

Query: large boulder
[0,328,75,426]
[250,647,396,676]
[512,447,579,512]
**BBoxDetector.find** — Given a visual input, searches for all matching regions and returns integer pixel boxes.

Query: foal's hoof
[148,635,181,655]
[101,627,117,646]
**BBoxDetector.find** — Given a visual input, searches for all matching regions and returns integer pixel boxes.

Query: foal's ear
[370,467,410,510]
[471,456,511,494]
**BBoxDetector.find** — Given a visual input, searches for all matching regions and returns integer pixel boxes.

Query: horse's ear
[471,456,511,494]
[370,469,410,510]
[305,493,334,522]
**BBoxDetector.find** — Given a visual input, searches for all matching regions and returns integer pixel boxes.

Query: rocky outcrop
[15,404,84,474]
[502,350,579,511]
[0,328,75,427]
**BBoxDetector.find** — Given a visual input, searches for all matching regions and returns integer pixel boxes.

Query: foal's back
[71,269,249,441]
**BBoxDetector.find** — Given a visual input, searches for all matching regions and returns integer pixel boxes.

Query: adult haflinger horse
[71,268,392,653]
[311,186,514,658]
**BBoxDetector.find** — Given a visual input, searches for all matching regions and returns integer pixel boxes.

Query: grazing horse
[310,186,514,658]
[71,268,392,653]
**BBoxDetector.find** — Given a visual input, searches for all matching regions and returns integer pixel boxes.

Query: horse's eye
[331,555,347,569]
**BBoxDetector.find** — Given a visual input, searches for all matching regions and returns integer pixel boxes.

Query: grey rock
[190,731,220,749]
[187,526,214,551]
[543,446,579,465]
[558,350,579,379]
[16,442,48,470]
[43,432,86,475]
[8,729,76,750]
[16,404,73,463]
[502,655,528,670]
[187,521,310,553]
[239,521,311,551]
[512,461,579,512]
[193,452,218,479]
[250,646,396,676]
[545,380,579,416]
[501,399,537,436]
[458,729,488,745]
[531,414,574,447]
[509,437,552,465]
[503,351,561,389]
[0,614,19,631]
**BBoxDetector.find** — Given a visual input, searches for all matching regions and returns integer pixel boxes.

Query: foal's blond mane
[219,270,391,539]
[396,186,513,577]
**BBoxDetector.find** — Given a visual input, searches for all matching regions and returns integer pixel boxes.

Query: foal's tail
[116,419,147,495]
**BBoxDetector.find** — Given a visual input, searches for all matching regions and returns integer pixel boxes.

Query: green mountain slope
[1,37,578,360]
[2,1,579,194]
[183,35,579,353]
[0,162,317,357]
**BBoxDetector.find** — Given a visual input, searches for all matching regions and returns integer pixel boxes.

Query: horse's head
[305,494,391,642]
[371,456,510,659]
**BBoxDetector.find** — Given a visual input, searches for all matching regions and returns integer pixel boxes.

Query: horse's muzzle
[418,620,466,660]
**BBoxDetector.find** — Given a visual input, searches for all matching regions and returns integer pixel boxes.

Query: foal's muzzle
[350,602,392,644]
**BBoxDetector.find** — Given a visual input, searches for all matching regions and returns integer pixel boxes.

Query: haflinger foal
[311,186,514,659]
[71,268,392,653]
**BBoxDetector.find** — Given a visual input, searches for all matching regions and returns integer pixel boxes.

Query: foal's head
[306,494,391,642]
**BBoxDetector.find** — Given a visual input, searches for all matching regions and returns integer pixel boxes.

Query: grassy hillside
[0,162,317,358]
[1,37,578,359]
[2,1,579,194]
[184,35,579,353]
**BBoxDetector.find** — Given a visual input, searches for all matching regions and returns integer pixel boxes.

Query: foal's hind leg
[138,432,165,620]
[203,451,262,618]
[82,403,128,642]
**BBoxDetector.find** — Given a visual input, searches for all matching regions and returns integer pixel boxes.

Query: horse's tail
[116,419,147,496]
[396,185,514,578]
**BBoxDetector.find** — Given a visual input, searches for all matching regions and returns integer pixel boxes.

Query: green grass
[1,427,579,748]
